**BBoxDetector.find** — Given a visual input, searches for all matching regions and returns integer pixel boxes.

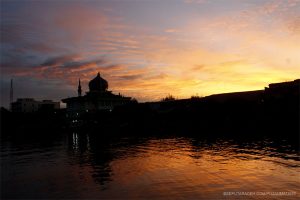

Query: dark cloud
[41,55,80,66]
[62,59,104,69]
[114,74,143,81]
[100,64,126,72]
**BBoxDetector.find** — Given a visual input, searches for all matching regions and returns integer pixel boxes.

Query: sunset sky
[1,0,300,107]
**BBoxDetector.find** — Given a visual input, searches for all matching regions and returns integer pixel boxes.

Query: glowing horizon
[1,0,300,107]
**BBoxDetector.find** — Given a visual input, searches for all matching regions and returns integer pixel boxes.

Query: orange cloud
[2,0,299,104]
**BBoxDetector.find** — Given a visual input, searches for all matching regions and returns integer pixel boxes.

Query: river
[1,132,299,199]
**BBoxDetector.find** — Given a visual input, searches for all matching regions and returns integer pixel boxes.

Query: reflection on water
[1,133,299,199]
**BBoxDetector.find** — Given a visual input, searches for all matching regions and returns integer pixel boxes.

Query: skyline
[1,0,300,108]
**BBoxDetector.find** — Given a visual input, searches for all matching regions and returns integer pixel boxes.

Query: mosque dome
[88,72,108,92]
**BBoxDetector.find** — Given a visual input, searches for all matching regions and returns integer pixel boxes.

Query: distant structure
[62,72,133,118]
[145,79,300,111]
[205,90,264,103]
[11,98,60,113]
[264,79,300,101]
[78,79,82,97]
[202,79,300,103]
[10,79,13,110]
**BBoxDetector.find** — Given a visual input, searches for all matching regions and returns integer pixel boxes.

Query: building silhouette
[264,79,300,101]
[62,72,132,118]
[11,98,60,113]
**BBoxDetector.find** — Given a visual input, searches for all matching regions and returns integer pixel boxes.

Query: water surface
[1,133,299,199]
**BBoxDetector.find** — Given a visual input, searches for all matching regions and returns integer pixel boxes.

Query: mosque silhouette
[62,73,133,118]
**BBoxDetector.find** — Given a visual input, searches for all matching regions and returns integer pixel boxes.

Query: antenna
[10,79,13,110]
[78,78,82,97]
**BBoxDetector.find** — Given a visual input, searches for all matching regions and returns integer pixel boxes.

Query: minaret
[10,79,13,110]
[78,79,82,96]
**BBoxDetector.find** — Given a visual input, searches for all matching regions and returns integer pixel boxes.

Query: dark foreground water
[1,133,299,199]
